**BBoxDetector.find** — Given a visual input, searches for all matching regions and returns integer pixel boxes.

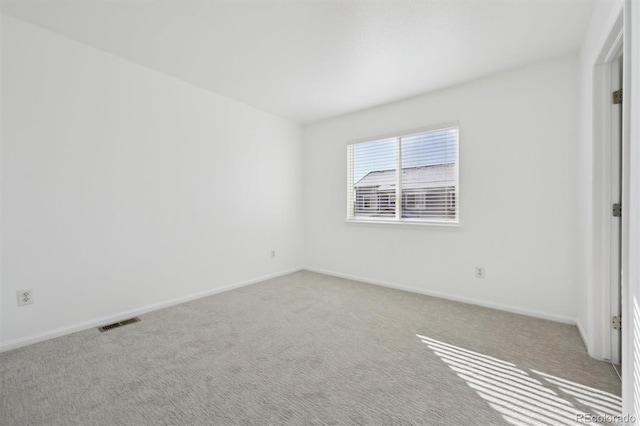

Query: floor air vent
[98,317,141,332]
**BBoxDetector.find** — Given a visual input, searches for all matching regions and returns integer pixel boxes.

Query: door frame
[591,1,640,418]
[608,50,623,367]
[589,8,624,362]
[621,0,639,417]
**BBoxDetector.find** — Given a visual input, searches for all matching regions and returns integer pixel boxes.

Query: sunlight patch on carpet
[417,335,622,426]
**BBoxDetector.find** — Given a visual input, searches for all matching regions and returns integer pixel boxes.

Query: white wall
[0,15,304,349]
[304,56,579,323]
[576,0,623,359]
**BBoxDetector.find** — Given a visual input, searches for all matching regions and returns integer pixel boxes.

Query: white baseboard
[2,266,579,352]
[303,266,577,325]
[0,267,303,353]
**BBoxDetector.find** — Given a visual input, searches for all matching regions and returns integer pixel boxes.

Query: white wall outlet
[17,289,34,306]
[475,267,485,279]
[271,250,276,258]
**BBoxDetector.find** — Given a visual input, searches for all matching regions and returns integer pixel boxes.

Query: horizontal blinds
[400,127,458,219]
[348,138,397,219]
[347,126,458,222]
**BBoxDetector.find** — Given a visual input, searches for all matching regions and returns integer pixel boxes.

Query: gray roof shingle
[354,163,456,191]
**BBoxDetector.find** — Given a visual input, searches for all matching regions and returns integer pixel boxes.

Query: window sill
[345,218,462,230]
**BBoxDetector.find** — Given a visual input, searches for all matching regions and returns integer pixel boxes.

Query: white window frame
[346,122,461,227]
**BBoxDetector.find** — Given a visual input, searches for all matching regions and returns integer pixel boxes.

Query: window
[347,125,459,224]
[405,194,417,209]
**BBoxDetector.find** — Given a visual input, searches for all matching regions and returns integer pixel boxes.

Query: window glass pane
[352,138,396,218]
[401,128,458,220]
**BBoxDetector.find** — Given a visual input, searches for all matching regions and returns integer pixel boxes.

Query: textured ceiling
[1,0,596,124]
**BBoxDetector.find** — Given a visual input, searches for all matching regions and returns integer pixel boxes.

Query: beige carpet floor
[0,271,621,425]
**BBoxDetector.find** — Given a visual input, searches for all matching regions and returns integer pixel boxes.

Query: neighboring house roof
[354,163,456,191]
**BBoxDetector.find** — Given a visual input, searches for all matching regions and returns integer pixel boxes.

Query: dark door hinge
[613,203,622,217]
[613,89,623,105]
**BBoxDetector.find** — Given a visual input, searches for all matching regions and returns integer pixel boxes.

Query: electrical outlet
[17,289,33,306]
[271,250,276,258]
[475,267,485,279]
